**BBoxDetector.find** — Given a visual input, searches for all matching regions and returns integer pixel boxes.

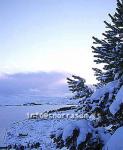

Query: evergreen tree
[67,75,93,99]
[52,1,123,149]
[92,0,123,86]
[85,0,123,130]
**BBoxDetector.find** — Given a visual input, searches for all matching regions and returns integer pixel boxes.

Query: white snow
[0,101,76,147]
[62,123,78,141]
[110,85,123,115]
[1,80,122,149]
[0,105,70,132]
[90,80,119,101]
[76,120,93,146]
[4,119,57,149]
[4,114,78,149]
[62,120,93,146]
[97,127,111,145]
[104,127,123,150]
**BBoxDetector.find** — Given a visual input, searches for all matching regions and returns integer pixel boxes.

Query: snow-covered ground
[3,107,77,149]
[0,96,78,148]
[4,119,69,149]
[0,104,73,131]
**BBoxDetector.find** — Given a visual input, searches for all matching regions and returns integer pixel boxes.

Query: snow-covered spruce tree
[67,75,93,99]
[51,0,123,149]
[70,0,123,130]
[92,0,123,86]
[90,0,123,129]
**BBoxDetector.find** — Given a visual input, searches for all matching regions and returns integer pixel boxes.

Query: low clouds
[0,72,70,97]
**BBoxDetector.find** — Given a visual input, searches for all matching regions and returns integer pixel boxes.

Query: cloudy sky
[0,72,70,97]
[0,0,116,97]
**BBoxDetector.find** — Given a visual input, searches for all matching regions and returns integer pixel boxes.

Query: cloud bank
[0,72,70,97]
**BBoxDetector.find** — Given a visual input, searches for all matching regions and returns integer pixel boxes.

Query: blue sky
[0,0,116,84]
